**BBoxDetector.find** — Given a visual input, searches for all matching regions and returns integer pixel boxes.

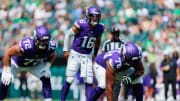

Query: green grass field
[4,99,74,101]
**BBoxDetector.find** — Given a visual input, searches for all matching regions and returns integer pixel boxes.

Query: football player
[88,42,144,101]
[61,6,105,101]
[0,26,56,101]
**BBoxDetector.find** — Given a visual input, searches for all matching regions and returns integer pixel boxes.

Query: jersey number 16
[81,36,96,48]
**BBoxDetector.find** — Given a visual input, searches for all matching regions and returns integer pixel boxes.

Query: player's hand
[122,75,132,86]
[41,62,51,78]
[1,66,14,86]
[63,51,69,60]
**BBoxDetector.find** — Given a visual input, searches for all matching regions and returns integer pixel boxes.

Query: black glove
[122,75,132,85]
[122,73,139,85]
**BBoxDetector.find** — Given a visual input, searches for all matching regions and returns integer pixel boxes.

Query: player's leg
[112,80,121,101]
[28,64,52,101]
[71,78,79,101]
[132,77,144,101]
[88,63,106,101]
[116,67,135,101]
[40,76,52,101]
[61,51,80,101]
[83,56,94,100]
[124,84,130,100]
[0,81,10,100]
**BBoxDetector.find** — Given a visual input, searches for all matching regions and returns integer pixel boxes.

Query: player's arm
[41,51,56,78]
[63,26,79,59]
[106,61,115,101]
[46,52,56,64]
[3,44,23,67]
[93,34,102,60]
[132,61,144,79]
[2,44,23,85]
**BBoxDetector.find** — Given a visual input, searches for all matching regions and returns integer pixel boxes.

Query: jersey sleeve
[49,39,56,52]
[109,53,124,70]
[74,19,87,30]
[19,38,34,56]
[74,20,81,29]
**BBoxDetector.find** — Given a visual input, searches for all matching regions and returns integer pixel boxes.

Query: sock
[61,81,71,101]
[132,84,143,101]
[88,86,105,101]
[40,77,52,99]
[85,83,93,100]
[0,81,10,100]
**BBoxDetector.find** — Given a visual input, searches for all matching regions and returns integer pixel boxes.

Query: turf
[4,99,73,101]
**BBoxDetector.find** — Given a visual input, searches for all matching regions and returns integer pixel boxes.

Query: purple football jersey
[71,19,105,54]
[95,49,140,72]
[12,37,56,67]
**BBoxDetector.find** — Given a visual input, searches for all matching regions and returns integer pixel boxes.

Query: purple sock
[132,84,143,101]
[0,81,10,100]
[61,81,71,101]
[40,77,52,98]
[88,86,105,101]
[85,83,93,100]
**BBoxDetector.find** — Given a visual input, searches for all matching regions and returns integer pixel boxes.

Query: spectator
[160,50,177,100]
[142,52,152,100]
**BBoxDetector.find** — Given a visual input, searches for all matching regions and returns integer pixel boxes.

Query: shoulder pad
[98,23,105,32]
[19,37,34,52]
[74,19,87,29]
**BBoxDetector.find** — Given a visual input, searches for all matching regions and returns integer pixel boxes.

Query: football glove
[122,75,132,85]
[1,66,14,86]
[40,62,51,78]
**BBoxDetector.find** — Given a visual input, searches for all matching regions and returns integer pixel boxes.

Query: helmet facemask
[87,13,101,26]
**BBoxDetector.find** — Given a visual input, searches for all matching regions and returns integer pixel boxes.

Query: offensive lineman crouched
[0,26,56,101]
[88,42,144,101]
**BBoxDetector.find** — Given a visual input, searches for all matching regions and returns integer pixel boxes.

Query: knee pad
[84,76,93,84]
[66,77,75,84]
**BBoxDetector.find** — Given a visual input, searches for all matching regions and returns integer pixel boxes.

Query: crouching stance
[0,26,56,101]
[88,42,144,101]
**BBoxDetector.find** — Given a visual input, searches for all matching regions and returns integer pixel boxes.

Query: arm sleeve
[63,28,75,52]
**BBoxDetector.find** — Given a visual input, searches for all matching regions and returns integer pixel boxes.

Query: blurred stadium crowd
[0,0,180,100]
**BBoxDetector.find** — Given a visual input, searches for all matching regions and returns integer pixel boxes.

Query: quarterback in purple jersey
[61,6,105,101]
[88,42,144,101]
[0,26,56,101]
